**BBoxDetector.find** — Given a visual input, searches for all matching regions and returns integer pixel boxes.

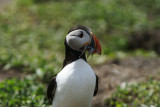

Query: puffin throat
[63,39,87,68]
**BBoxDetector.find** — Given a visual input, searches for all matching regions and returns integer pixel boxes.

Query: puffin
[47,25,101,107]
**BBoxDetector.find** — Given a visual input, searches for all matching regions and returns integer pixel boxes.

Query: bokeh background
[0,0,160,107]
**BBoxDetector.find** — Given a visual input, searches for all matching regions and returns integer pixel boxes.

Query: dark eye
[78,32,83,38]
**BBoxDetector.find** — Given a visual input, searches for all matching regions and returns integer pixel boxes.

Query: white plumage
[52,59,96,107]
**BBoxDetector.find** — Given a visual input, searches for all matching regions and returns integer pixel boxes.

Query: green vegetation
[0,0,160,71]
[105,80,160,107]
[0,77,51,107]
[0,0,160,106]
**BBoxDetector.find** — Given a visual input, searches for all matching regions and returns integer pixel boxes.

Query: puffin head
[66,25,101,56]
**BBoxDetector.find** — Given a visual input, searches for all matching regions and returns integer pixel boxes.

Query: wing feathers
[47,74,57,103]
[94,74,98,96]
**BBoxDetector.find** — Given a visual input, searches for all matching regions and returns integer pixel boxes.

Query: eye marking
[78,32,83,38]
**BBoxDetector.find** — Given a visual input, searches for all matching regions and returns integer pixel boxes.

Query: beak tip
[92,34,101,55]
[98,50,102,55]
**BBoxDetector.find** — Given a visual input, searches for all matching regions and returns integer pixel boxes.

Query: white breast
[52,59,96,107]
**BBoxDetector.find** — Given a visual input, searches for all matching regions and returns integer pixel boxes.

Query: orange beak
[86,34,101,55]
[92,34,101,55]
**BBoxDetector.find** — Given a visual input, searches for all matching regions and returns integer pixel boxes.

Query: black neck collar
[62,39,87,68]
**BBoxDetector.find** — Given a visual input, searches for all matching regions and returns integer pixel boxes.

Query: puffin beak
[86,34,101,56]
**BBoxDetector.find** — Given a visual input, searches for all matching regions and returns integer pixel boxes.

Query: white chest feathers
[52,59,96,107]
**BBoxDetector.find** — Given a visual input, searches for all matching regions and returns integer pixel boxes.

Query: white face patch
[66,29,90,51]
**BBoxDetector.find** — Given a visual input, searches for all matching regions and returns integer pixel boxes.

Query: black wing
[94,74,98,96]
[47,74,57,103]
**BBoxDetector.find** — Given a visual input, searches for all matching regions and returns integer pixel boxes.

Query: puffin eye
[78,32,83,38]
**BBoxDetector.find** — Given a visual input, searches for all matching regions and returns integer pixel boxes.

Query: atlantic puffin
[47,25,101,107]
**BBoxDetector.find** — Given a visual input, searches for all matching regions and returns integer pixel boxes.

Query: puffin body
[47,25,101,107]
[53,59,96,107]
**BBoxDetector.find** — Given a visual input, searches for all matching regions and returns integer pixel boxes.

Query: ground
[92,57,160,107]
[0,57,160,107]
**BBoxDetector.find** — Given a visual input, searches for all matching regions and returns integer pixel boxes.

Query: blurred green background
[0,0,160,106]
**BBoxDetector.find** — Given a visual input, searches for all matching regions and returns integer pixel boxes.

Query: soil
[92,57,160,107]
[0,68,26,81]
